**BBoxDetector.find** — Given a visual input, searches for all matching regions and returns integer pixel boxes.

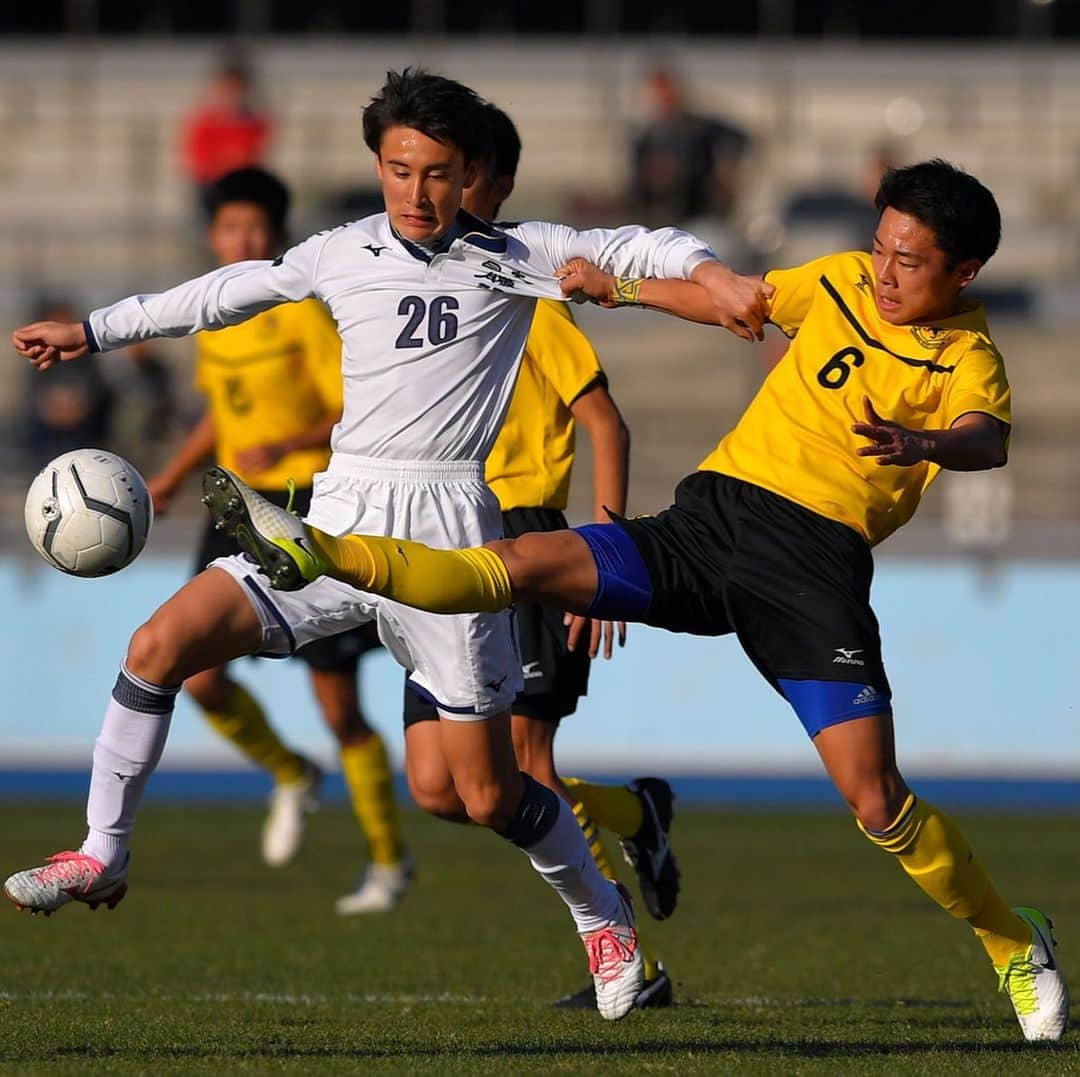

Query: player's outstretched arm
[556,258,773,342]
[12,321,89,371]
[852,398,1008,470]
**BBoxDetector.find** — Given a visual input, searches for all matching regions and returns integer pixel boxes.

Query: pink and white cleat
[581,882,644,1020]
[3,851,130,916]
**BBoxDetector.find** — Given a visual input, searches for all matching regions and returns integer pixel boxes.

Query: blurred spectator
[23,298,114,467]
[180,56,275,209]
[629,68,751,229]
[780,143,901,257]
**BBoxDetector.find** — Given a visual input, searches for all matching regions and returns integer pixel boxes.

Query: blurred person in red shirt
[181,58,274,208]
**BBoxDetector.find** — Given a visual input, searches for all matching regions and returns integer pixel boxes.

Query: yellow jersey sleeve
[943,343,1011,428]
[485,299,604,512]
[765,254,841,337]
[525,300,604,405]
[297,300,344,414]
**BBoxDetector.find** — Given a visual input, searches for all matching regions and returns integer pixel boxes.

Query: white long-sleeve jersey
[88,211,713,463]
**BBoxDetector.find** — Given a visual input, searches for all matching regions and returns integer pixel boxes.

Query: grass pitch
[0,802,1076,1074]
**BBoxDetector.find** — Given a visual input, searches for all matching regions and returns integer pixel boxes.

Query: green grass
[0,803,1076,1074]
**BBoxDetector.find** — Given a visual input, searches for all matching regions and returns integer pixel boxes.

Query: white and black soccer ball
[24,449,153,577]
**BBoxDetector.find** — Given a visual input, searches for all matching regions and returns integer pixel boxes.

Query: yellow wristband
[611,277,643,306]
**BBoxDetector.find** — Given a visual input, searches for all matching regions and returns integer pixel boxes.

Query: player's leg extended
[202,465,612,613]
[440,709,644,1020]
[4,568,262,915]
[816,713,1068,1041]
[513,714,669,1005]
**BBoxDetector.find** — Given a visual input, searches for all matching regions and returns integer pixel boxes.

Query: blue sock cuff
[499,774,560,848]
[573,522,653,621]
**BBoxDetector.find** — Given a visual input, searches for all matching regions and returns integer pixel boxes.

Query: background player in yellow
[401,104,675,1010]
[146,167,410,914]
[225,160,1067,1040]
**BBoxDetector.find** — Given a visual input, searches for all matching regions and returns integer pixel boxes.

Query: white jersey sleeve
[86,231,328,352]
[510,221,715,283]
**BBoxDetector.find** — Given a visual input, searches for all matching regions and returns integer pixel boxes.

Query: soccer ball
[24,449,153,577]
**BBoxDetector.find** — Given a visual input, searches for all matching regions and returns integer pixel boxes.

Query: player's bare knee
[492,533,562,597]
[847,781,908,833]
[461,782,515,830]
[126,616,186,686]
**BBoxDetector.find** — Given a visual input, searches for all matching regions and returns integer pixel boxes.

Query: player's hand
[565,613,627,660]
[12,321,89,371]
[555,259,618,307]
[146,473,181,516]
[690,262,773,342]
[234,442,287,474]
[852,396,933,466]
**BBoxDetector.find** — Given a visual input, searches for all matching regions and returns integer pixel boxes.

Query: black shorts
[194,482,381,674]
[403,505,591,728]
[601,471,891,737]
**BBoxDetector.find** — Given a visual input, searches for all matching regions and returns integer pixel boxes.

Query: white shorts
[211,454,522,719]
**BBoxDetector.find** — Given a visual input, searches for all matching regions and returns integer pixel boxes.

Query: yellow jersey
[195,299,343,490]
[486,299,604,512]
[700,251,1011,545]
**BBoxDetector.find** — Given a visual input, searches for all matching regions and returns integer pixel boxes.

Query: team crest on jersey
[910,325,953,349]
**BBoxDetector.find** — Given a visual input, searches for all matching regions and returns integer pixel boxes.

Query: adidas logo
[851,686,884,707]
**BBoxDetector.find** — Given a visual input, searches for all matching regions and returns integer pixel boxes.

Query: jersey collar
[390,210,508,264]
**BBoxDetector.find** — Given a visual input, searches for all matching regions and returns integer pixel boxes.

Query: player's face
[871,208,980,325]
[376,126,478,243]
[208,202,279,265]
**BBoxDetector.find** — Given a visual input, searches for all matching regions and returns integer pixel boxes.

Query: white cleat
[335,856,415,916]
[201,467,325,591]
[261,761,322,867]
[998,906,1070,1042]
[3,850,130,916]
[581,882,644,1021]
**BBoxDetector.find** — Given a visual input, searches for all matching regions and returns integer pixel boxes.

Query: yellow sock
[564,777,643,838]
[860,794,1030,968]
[572,800,659,982]
[308,528,512,614]
[340,733,407,867]
[201,682,307,785]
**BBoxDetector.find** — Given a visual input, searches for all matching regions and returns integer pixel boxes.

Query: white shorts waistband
[326,453,484,484]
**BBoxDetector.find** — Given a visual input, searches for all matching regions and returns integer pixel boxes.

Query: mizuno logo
[522,661,543,680]
[487,675,508,692]
[113,772,135,783]
[833,648,865,665]
[364,244,388,257]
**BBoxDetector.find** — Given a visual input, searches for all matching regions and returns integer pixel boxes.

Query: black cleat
[619,777,681,921]
[552,962,673,1010]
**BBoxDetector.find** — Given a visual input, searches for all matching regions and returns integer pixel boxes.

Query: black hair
[203,167,291,233]
[874,159,1000,267]
[480,103,522,180]
[362,67,488,163]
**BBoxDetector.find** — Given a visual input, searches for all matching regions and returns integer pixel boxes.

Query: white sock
[80,663,178,872]
[506,777,621,934]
